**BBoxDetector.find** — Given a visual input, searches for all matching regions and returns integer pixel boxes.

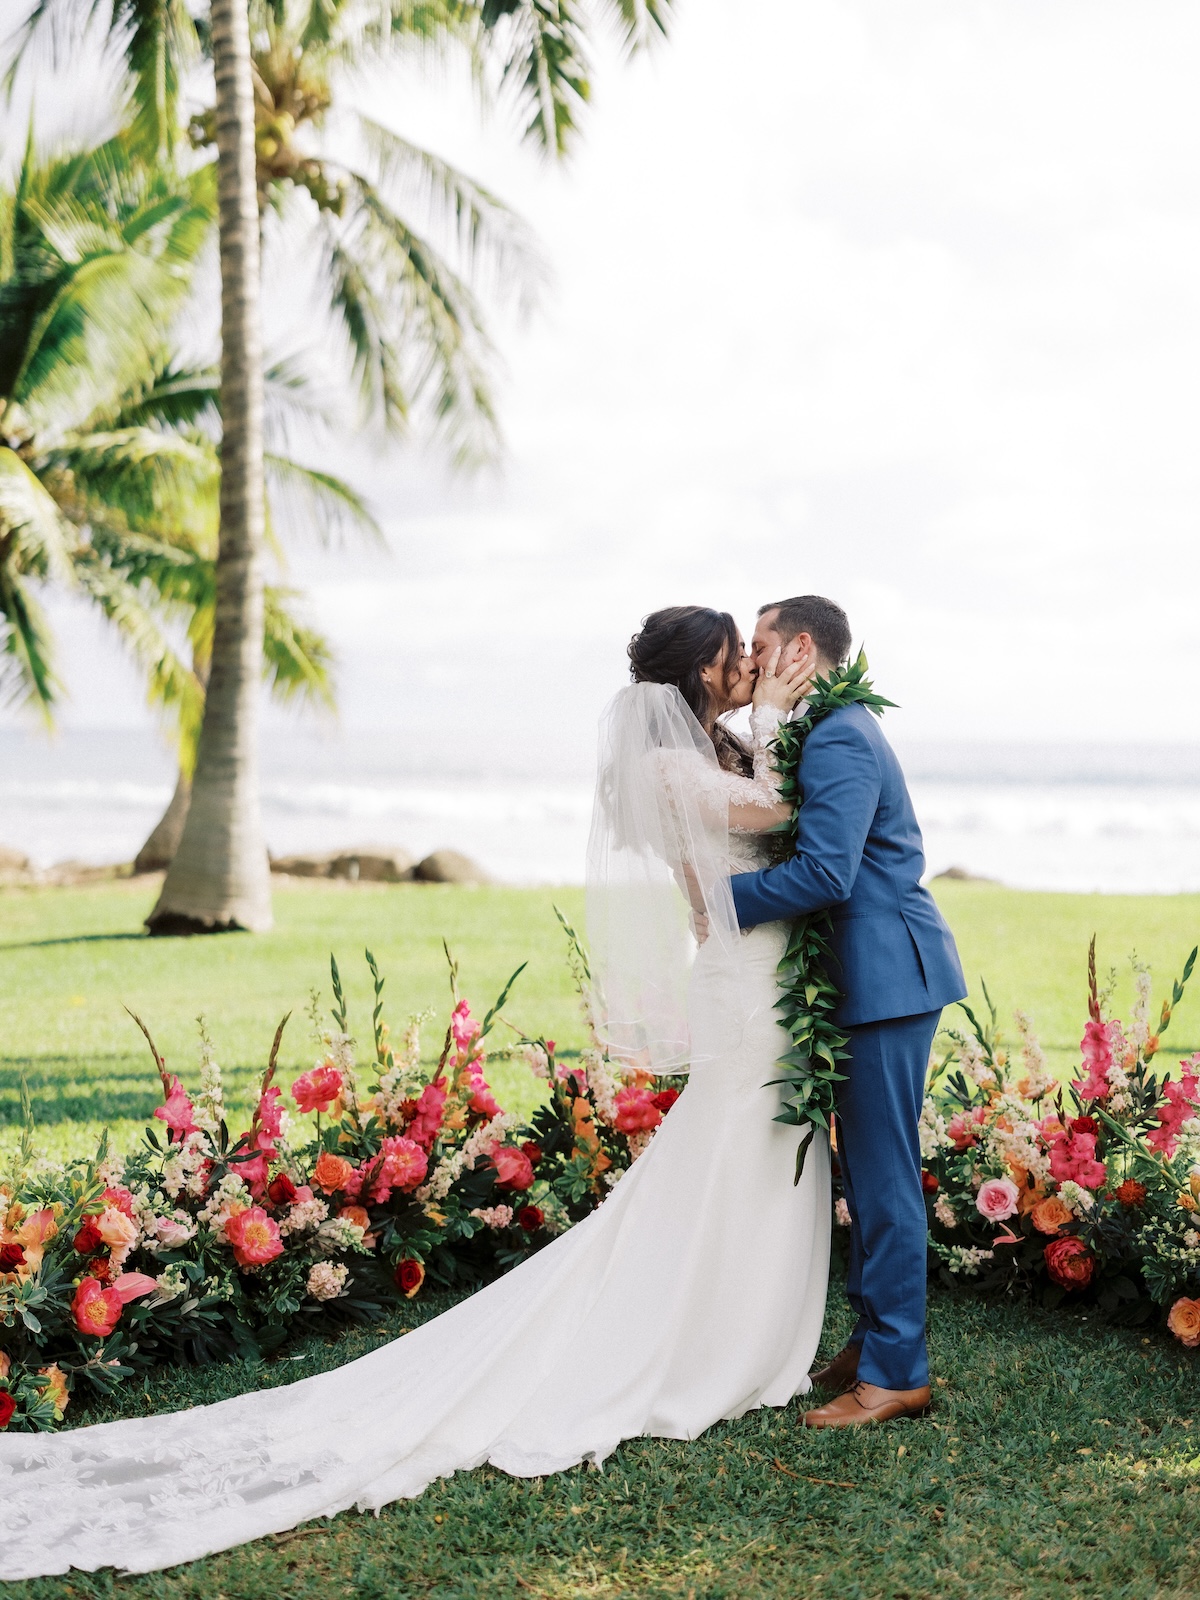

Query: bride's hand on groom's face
[752,644,818,711]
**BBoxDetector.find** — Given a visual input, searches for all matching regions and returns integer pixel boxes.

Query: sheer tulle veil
[585,682,750,1074]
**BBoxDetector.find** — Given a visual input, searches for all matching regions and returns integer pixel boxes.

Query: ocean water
[1,729,1198,894]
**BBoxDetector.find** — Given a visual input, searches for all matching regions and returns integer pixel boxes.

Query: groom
[729,595,966,1428]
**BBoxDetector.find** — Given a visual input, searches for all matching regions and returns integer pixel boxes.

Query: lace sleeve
[655,712,789,834]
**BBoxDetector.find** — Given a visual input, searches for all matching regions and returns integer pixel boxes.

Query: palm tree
[0,135,374,862]
[7,0,675,931]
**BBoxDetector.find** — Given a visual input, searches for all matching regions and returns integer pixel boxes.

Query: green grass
[7,1281,1200,1600]
[3,881,1200,1597]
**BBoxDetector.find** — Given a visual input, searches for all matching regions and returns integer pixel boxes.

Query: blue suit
[731,703,966,1390]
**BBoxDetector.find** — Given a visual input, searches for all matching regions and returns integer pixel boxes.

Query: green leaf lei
[765,650,896,1182]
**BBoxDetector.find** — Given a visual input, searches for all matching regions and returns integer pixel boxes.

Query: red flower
[517,1205,545,1232]
[1044,1235,1095,1291]
[267,1172,298,1207]
[651,1088,681,1115]
[521,1141,543,1166]
[492,1147,535,1192]
[73,1220,103,1255]
[395,1258,425,1298]
[1115,1179,1147,1208]
[0,1391,15,1429]
[0,1243,26,1271]
[86,1257,112,1282]
[921,1171,940,1194]
[72,1277,123,1337]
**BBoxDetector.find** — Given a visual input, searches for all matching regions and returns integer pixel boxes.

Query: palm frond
[0,561,59,716]
[0,444,76,583]
[264,452,382,546]
[263,584,335,706]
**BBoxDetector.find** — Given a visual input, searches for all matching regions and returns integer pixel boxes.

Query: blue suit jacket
[730,703,966,1028]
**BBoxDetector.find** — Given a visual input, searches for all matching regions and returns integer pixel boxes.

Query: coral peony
[491,1146,535,1191]
[1115,1179,1147,1208]
[0,1242,25,1271]
[1167,1296,1200,1348]
[267,1172,298,1207]
[154,1076,198,1140]
[224,1206,284,1268]
[517,1205,545,1232]
[368,1136,428,1203]
[976,1177,1020,1222]
[1044,1235,1095,1290]
[72,1276,123,1337]
[0,1391,14,1429]
[614,1085,663,1134]
[312,1150,355,1194]
[291,1065,344,1116]
[651,1088,681,1115]
[395,1258,425,1298]
[101,1186,135,1217]
[407,1077,448,1150]
[1031,1196,1073,1235]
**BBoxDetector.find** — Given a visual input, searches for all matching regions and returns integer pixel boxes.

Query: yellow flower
[37,1365,69,1419]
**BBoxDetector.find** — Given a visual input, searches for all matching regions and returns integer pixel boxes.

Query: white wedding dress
[0,701,830,1581]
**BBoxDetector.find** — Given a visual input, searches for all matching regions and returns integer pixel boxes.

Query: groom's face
[751,609,810,676]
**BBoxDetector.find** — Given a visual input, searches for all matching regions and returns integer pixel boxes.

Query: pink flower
[1048,1128,1107,1191]
[975,1177,1021,1223]
[1073,1019,1114,1102]
[407,1078,447,1151]
[291,1065,344,1116]
[101,1186,135,1218]
[491,1147,535,1192]
[110,1272,158,1304]
[450,1000,479,1053]
[255,1085,284,1145]
[154,1216,193,1249]
[236,1146,271,1195]
[365,1136,429,1203]
[154,1076,198,1141]
[947,1107,987,1151]
[463,1064,502,1120]
[1148,1063,1200,1157]
[614,1085,663,1134]
[72,1277,122,1338]
[224,1206,284,1268]
[96,1205,139,1269]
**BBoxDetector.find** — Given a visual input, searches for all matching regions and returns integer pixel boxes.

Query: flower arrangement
[0,915,681,1432]
[899,937,1200,1343]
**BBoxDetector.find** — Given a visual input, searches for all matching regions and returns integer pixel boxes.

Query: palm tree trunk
[146,0,272,934]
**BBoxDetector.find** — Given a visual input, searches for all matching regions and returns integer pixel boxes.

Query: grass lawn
[2,880,1200,1596]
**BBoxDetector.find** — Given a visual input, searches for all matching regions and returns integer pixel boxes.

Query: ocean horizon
[2,727,1198,895]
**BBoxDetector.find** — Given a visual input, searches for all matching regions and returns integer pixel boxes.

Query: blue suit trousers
[837,1009,941,1391]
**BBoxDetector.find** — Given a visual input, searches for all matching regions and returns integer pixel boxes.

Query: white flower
[1057,1180,1095,1217]
[515,1043,550,1080]
[153,1264,189,1300]
[95,1154,126,1187]
[834,1197,852,1227]
[469,1205,514,1231]
[1013,1011,1056,1100]
[306,1261,349,1301]
[316,1217,367,1255]
[918,1097,949,1159]
[626,1129,655,1162]
[934,1195,958,1230]
[279,1197,328,1236]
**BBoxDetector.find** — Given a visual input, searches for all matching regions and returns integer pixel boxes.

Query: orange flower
[1167,1297,1200,1348]
[1031,1196,1073,1236]
[0,1350,9,1380]
[312,1150,355,1194]
[38,1365,69,1419]
[15,1206,60,1274]
[338,1205,370,1231]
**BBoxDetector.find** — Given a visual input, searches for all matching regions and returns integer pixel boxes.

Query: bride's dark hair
[627,606,752,775]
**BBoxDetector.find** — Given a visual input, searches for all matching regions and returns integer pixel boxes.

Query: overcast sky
[7,0,1200,771]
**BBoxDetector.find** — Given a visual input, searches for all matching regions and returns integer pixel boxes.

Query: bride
[0,606,830,1581]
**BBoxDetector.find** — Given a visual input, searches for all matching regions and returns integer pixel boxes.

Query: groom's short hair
[759,595,852,666]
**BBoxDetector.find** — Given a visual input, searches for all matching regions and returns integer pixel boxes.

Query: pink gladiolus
[111,1272,158,1304]
[614,1085,663,1134]
[255,1085,284,1145]
[154,1076,198,1140]
[1148,1063,1200,1158]
[450,1000,478,1053]
[366,1136,429,1203]
[464,1064,502,1120]
[237,1146,271,1196]
[407,1078,447,1151]
[1048,1128,1107,1190]
[975,1177,1020,1222]
[224,1206,284,1268]
[1072,1019,1114,1102]
[291,1065,344,1116]
[491,1147,535,1191]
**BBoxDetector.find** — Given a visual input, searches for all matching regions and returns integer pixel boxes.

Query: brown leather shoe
[808,1341,861,1392]
[802,1380,932,1429]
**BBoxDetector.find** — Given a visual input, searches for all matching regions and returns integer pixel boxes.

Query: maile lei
[765,649,895,1181]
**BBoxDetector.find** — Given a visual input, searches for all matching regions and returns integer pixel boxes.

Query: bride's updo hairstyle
[627,605,751,774]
